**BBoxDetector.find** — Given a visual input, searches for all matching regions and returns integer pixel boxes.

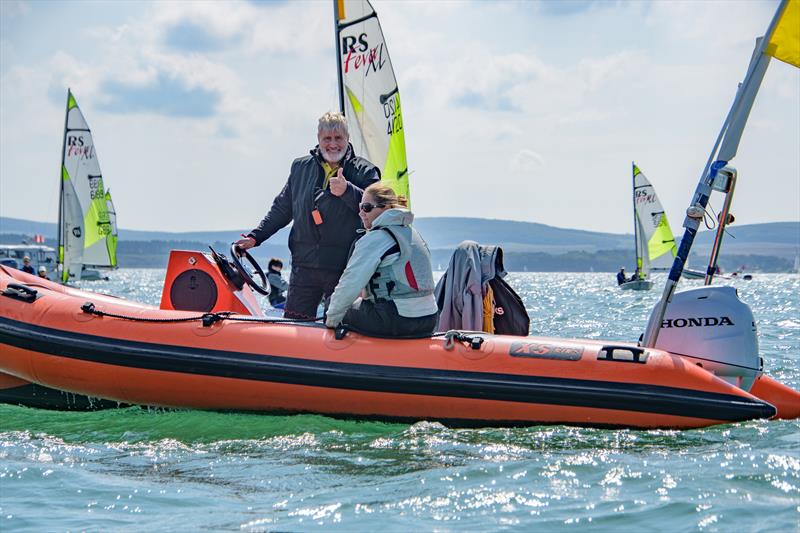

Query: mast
[642,0,790,347]
[631,162,640,278]
[57,89,70,282]
[333,0,345,114]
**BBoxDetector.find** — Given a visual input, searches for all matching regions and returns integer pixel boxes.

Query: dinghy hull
[620,279,654,291]
[0,266,783,429]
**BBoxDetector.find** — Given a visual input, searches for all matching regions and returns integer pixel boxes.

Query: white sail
[335,0,409,202]
[57,90,117,282]
[632,163,677,275]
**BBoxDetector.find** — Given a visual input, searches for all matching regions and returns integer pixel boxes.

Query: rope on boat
[78,303,485,345]
[79,302,322,327]
[442,330,485,351]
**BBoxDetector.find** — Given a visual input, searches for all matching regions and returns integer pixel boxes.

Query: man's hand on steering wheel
[228,243,270,295]
[234,236,256,253]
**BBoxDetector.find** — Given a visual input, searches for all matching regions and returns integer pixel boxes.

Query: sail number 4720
[384,99,402,136]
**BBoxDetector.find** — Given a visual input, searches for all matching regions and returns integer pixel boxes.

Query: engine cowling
[648,285,762,391]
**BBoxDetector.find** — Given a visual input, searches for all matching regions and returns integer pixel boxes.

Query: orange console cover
[159,250,262,316]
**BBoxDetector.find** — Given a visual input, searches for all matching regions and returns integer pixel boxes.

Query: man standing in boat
[235,112,380,319]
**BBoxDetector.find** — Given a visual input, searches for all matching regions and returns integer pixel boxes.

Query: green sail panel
[336,0,410,204]
[383,92,409,201]
[648,214,678,262]
[105,190,118,267]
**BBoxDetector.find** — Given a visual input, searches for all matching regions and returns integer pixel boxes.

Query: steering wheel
[209,246,244,291]
[229,243,270,296]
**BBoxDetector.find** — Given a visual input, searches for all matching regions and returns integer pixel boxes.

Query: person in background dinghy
[21,257,34,275]
[266,258,288,309]
[325,183,438,337]
[235,112,380,319]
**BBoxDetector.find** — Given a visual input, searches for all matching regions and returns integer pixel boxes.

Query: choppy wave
[1,271,797,531]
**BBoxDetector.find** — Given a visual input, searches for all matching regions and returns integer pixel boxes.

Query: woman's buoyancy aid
[366,209,437,318]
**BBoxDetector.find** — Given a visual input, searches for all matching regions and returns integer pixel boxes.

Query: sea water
[1,271,798,532]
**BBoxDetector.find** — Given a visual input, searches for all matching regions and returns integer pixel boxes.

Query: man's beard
[322,146,346,164]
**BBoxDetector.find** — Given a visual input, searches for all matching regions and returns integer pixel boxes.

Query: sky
[1,0,798,235]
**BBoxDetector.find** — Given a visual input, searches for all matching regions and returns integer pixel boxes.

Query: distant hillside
[6,215,796,249]
[1,216,629,251]
[2,216,797,271]
[691,221,799,260]
[0,216,291,246]
[413,218,629,251]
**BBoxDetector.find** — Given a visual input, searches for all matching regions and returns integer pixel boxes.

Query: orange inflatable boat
[0,249,797,429]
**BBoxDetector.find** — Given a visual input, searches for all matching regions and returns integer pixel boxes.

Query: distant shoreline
[2,216,797,273]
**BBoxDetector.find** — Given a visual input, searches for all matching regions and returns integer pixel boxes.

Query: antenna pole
[631,162,638,279]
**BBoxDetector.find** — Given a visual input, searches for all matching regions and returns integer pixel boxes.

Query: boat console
[159,249,263,317]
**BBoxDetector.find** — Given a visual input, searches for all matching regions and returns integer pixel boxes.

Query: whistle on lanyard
[312,189,325,225]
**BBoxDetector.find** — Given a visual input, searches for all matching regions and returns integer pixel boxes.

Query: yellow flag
[767,0,800,68]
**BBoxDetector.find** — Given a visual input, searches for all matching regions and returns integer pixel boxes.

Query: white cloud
[0,0,30,18]
[646,0,771,50]
[0,0,796,235]
[510,149,546,176]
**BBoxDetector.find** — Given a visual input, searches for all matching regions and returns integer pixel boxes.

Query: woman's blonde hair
[364,182,407,208]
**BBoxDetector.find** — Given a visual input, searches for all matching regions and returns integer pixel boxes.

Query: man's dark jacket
[249,144,380,272]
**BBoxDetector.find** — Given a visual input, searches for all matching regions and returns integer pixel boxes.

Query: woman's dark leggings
[343,299,438,338]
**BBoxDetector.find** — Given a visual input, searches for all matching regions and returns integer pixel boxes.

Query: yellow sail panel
[382,92,409,202]
[105,190,118,267]
[648,215,678,262]
[345,85,364,115]
[766,0,800,68]
[58,245,68,283]
[83,181,112,250]
[108,239,118,267]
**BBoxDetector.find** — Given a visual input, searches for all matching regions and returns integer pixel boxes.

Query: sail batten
[335,0,409,203]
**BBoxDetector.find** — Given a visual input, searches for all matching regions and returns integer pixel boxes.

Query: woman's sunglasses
[359,202,385,213]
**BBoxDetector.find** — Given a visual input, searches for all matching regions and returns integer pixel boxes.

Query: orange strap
[482,284,495,334]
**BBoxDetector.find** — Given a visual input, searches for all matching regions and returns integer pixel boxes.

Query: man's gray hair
[318,111,349,138]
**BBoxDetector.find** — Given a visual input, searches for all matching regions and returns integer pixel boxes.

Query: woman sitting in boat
[325,183,438,337]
